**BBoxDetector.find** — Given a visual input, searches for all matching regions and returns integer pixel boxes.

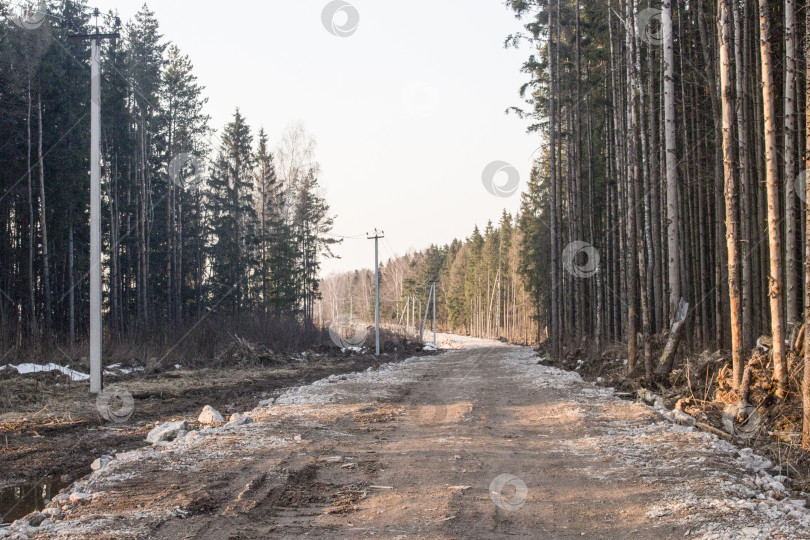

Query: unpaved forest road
[13,336,810,539]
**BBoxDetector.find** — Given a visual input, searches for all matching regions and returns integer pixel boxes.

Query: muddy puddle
[0,475,70,524]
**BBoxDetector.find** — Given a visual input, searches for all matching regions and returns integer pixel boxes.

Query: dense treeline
[0,1,336,353]
[506,0,810,446]
[319,212,539,344]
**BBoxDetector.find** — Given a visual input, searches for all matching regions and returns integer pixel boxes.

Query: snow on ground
[0,363,90,382]
[434,332,509,350]
[0,362,150,381]
[273,355,428,405]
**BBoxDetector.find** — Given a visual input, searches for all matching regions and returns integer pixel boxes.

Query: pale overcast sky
[93,0,540,275]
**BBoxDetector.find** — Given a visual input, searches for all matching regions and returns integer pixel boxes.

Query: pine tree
[207,109,257,315]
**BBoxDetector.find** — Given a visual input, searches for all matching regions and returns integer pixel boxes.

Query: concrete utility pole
[419,285,430,342]
[367,229,384,355]
[70,10,120,394]
[431,278,437,346]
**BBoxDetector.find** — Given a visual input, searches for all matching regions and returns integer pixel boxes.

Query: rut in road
[20,336,810,539]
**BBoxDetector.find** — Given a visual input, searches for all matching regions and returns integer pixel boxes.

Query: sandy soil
[0,351,415,501]
[6,336,810,539]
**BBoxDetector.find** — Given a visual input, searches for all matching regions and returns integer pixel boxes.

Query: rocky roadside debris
[623,385,810,538]
[0,404,253,540]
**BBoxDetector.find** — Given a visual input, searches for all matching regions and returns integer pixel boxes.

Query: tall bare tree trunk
[733,0,753,351]
[26,77,36,335]
[785,0,800,331]
[803,0,810,450]
[719,0,743,391]
[647,39,663,333]
[37,90,50,331]
[697,0,726,349]
[759,0,788,397]
[663,0,681,320]
[68,223,75,343]
[629,0,651,376]
[549,0,560,359]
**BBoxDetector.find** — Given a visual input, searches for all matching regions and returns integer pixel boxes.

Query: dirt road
[8,336,810,539]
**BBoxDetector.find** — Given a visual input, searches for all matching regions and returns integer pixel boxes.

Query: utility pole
[70,10,120,394]
[419,282,436,343]
[367,229,384,355]
[431,278,437,346]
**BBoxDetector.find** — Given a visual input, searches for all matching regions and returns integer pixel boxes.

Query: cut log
[656,298,689,376]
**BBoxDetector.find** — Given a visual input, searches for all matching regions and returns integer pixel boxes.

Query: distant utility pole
[431,278,437,346]
[419,279,438,344]
[70,10,120,394]
[367,229,384,355]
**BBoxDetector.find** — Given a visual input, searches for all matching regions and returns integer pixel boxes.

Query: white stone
[69,492,92,504]
[91,455,113,471]
[146,420,189,444]
[198,405,224,425]
[41,508,61,519]
[225,416,253,428]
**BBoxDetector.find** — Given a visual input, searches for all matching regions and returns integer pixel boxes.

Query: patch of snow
[434,333,509,350]
[117,366,145,375]
[272,355,429,406]
[0,362,90,381]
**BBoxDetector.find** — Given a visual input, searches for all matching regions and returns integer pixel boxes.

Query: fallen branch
[695,421,733,441]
